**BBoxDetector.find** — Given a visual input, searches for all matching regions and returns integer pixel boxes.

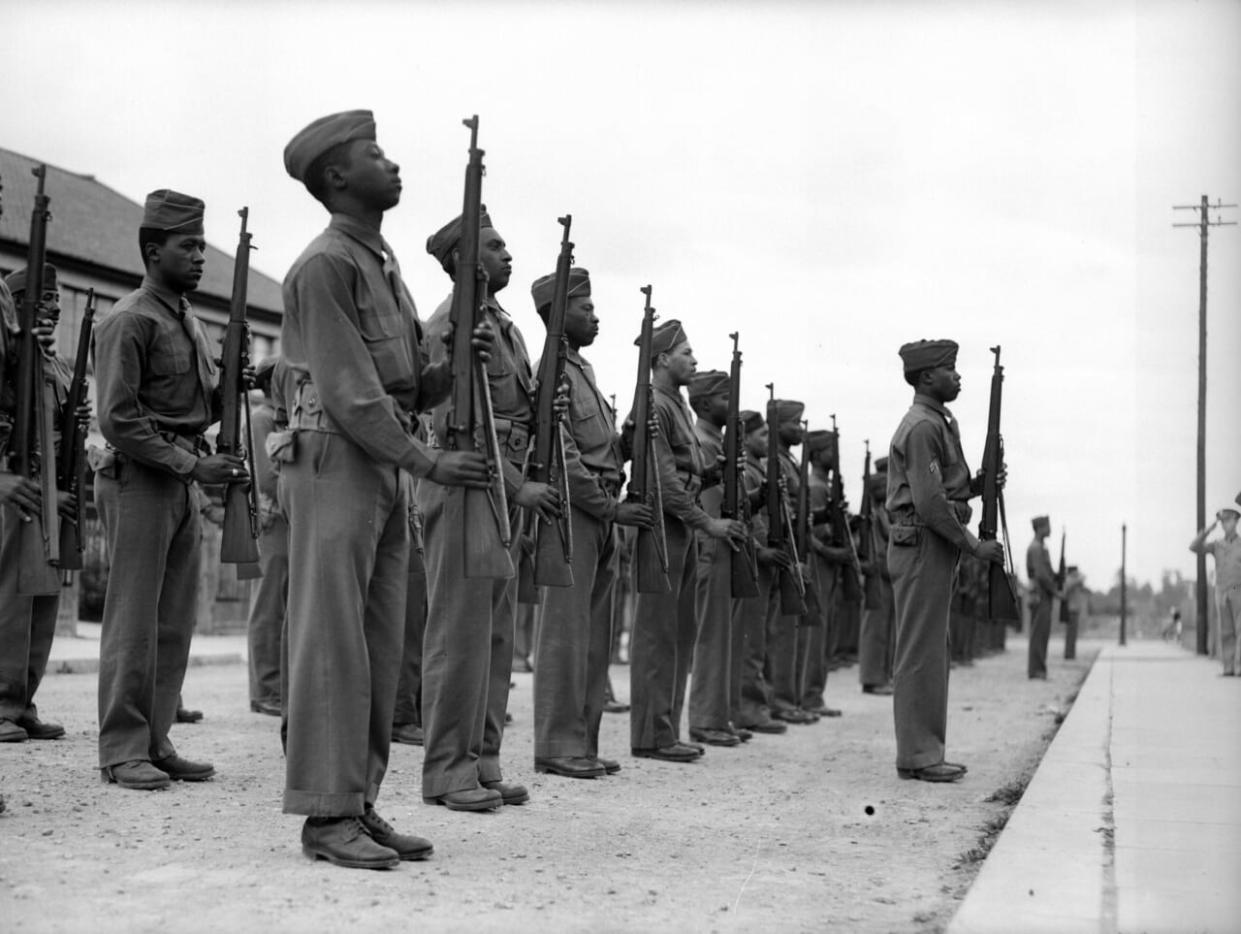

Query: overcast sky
[3,0,1239,592]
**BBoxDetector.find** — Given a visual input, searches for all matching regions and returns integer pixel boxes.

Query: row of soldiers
[0,109,1014,871]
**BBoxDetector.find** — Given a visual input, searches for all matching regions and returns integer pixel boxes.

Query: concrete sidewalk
[46,622,246,675]
[950,639,1241,934]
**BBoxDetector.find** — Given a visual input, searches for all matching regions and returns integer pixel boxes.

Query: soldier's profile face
[339,139,402,212]
[1222,513,1239,535]
[479,228,512,292]
[151,233,206,293]
[564,295,598,346]
[746,425,769,456]
[778,418,803,446]
[38,287,60,322]
[925,364,961,402]
[663,342,697,385]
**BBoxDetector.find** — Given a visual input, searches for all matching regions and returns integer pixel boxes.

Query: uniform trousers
[858,577,895,688]
[281,433,407,816]
[1027,596,1052,678]
[393,547,427,728]
[1217,587,1241,676]
[688,531,733,731]
[797,555,836,710]
[735,566,774,726]
[1063,608,1078,661]
[765,577,802,716]
[533,507,616,759]
[889,527,958,771]
[247,516,288,706]
[630,517,697,750]
[418,483,518,798]
[95,458,199,768]
[0,507,59,722]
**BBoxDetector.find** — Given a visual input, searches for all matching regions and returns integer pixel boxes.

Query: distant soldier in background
[94,191,242,790]
[1061,565,1086,660]
[799,429,845,717]
[858,456,894,695]
[687,369,743,748]
[0,264,73,743]
[1026,515,1056,680]
[886,339,1004,783]
[1190,505,1241,677]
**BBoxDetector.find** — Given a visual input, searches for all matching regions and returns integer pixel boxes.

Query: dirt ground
[1,636,1095,934]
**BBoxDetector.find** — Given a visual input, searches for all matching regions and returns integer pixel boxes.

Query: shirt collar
[912,392,953,421]
[141,275,188,318]
[329,213,386,259]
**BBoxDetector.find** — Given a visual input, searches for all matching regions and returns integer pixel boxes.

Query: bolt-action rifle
[526,215,575,588]
[626,285,669,594]
[766,385,806,616]
[979,345,1021,621]
[218,208,261,578]
[55,288,95,576]
[446,115,513,580]
[1056,528,1070,623]
[14,165,60,596]
[829,414,864,602]
[722,332,758,598]
[795,418,822,620]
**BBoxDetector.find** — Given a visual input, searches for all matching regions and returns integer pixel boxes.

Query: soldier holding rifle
[0,264,77,743]
[530,266,651,779]
[629,320,746,763]
[885,340,1003,783]
[280,110,491,868]
[94,191,244,790]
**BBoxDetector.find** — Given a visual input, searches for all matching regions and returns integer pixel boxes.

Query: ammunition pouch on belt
[493,416,531,468]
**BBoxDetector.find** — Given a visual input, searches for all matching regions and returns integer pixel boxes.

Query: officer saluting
[885,340,1003,783]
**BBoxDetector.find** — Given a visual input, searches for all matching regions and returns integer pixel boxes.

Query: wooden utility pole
[1119,523,1127,647]
[1172,196,1236,655]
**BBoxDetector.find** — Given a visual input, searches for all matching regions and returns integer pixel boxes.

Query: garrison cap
[773,400,804,422]
[426,207,494,268]
[1032,515,1050,531]
[283,109,376,184]
[688,370,729,403]
[741,410,764,435]
[874,456,889,473]
[805,429,835,453]
[639,319,688,356]
[141,190,204,234]
[4,264,58,296]
[531,267,591,312]
[899,339,958,375]
[1218,505,1241,520]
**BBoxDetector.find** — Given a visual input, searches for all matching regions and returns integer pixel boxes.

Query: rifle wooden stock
[55,289,96,573]
[627,285,669,594]
[765,387,805,616]
[15,165,60,596]
[723,332,758,599]
[528,215,575,588]
[447,116,513,580]
[218,208,261,571]
[979,345,1021,621]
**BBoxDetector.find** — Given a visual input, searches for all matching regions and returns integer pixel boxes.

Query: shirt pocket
[148,334,191,377]
[359,310,415,390]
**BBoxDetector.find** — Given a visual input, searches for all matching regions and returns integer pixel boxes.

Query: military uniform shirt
[1026,539,1057,598]
[886,392,979,555]
[94,277,219,477]
[1203,535,1241,593]
[743,451,769,546]
[651,384,711,531]
[281,213,449,477]
[695,418,724,517]
[553,346,622,521]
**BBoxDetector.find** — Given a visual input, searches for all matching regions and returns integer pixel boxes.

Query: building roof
[0,147,282,316]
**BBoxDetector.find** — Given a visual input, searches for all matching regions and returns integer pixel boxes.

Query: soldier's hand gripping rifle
[723,332,759,598]
[829,414,864,602]
[217,208,261,577]
[527,215,575,588]
[626,285,669,594]
[979,345,1021,621]
[14,165,61,596]
[766,385,806,616]
[447,116,513,579]
[55,288,96,576]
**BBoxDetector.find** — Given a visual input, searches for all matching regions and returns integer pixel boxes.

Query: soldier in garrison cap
[857,457,895,694]
[685,368,745,748]
[279,110,495,868]
[733,409,791,734]
[628,321,746,762]
[0,264,76,744]
[529,267,652,780]
[93,191,241,790]
[885,339,1004,783]
[1190,505,1241,676]
[418,209,558,812]
[1025,515,1057,679]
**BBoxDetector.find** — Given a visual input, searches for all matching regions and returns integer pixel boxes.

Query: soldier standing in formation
[94,191,241,790]
[800,428,846,717]
[885,339,1003,783]
[857,457,895,694]
[530,267,650,779]
[0,264,72,744]
[1026,515,1056,680]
